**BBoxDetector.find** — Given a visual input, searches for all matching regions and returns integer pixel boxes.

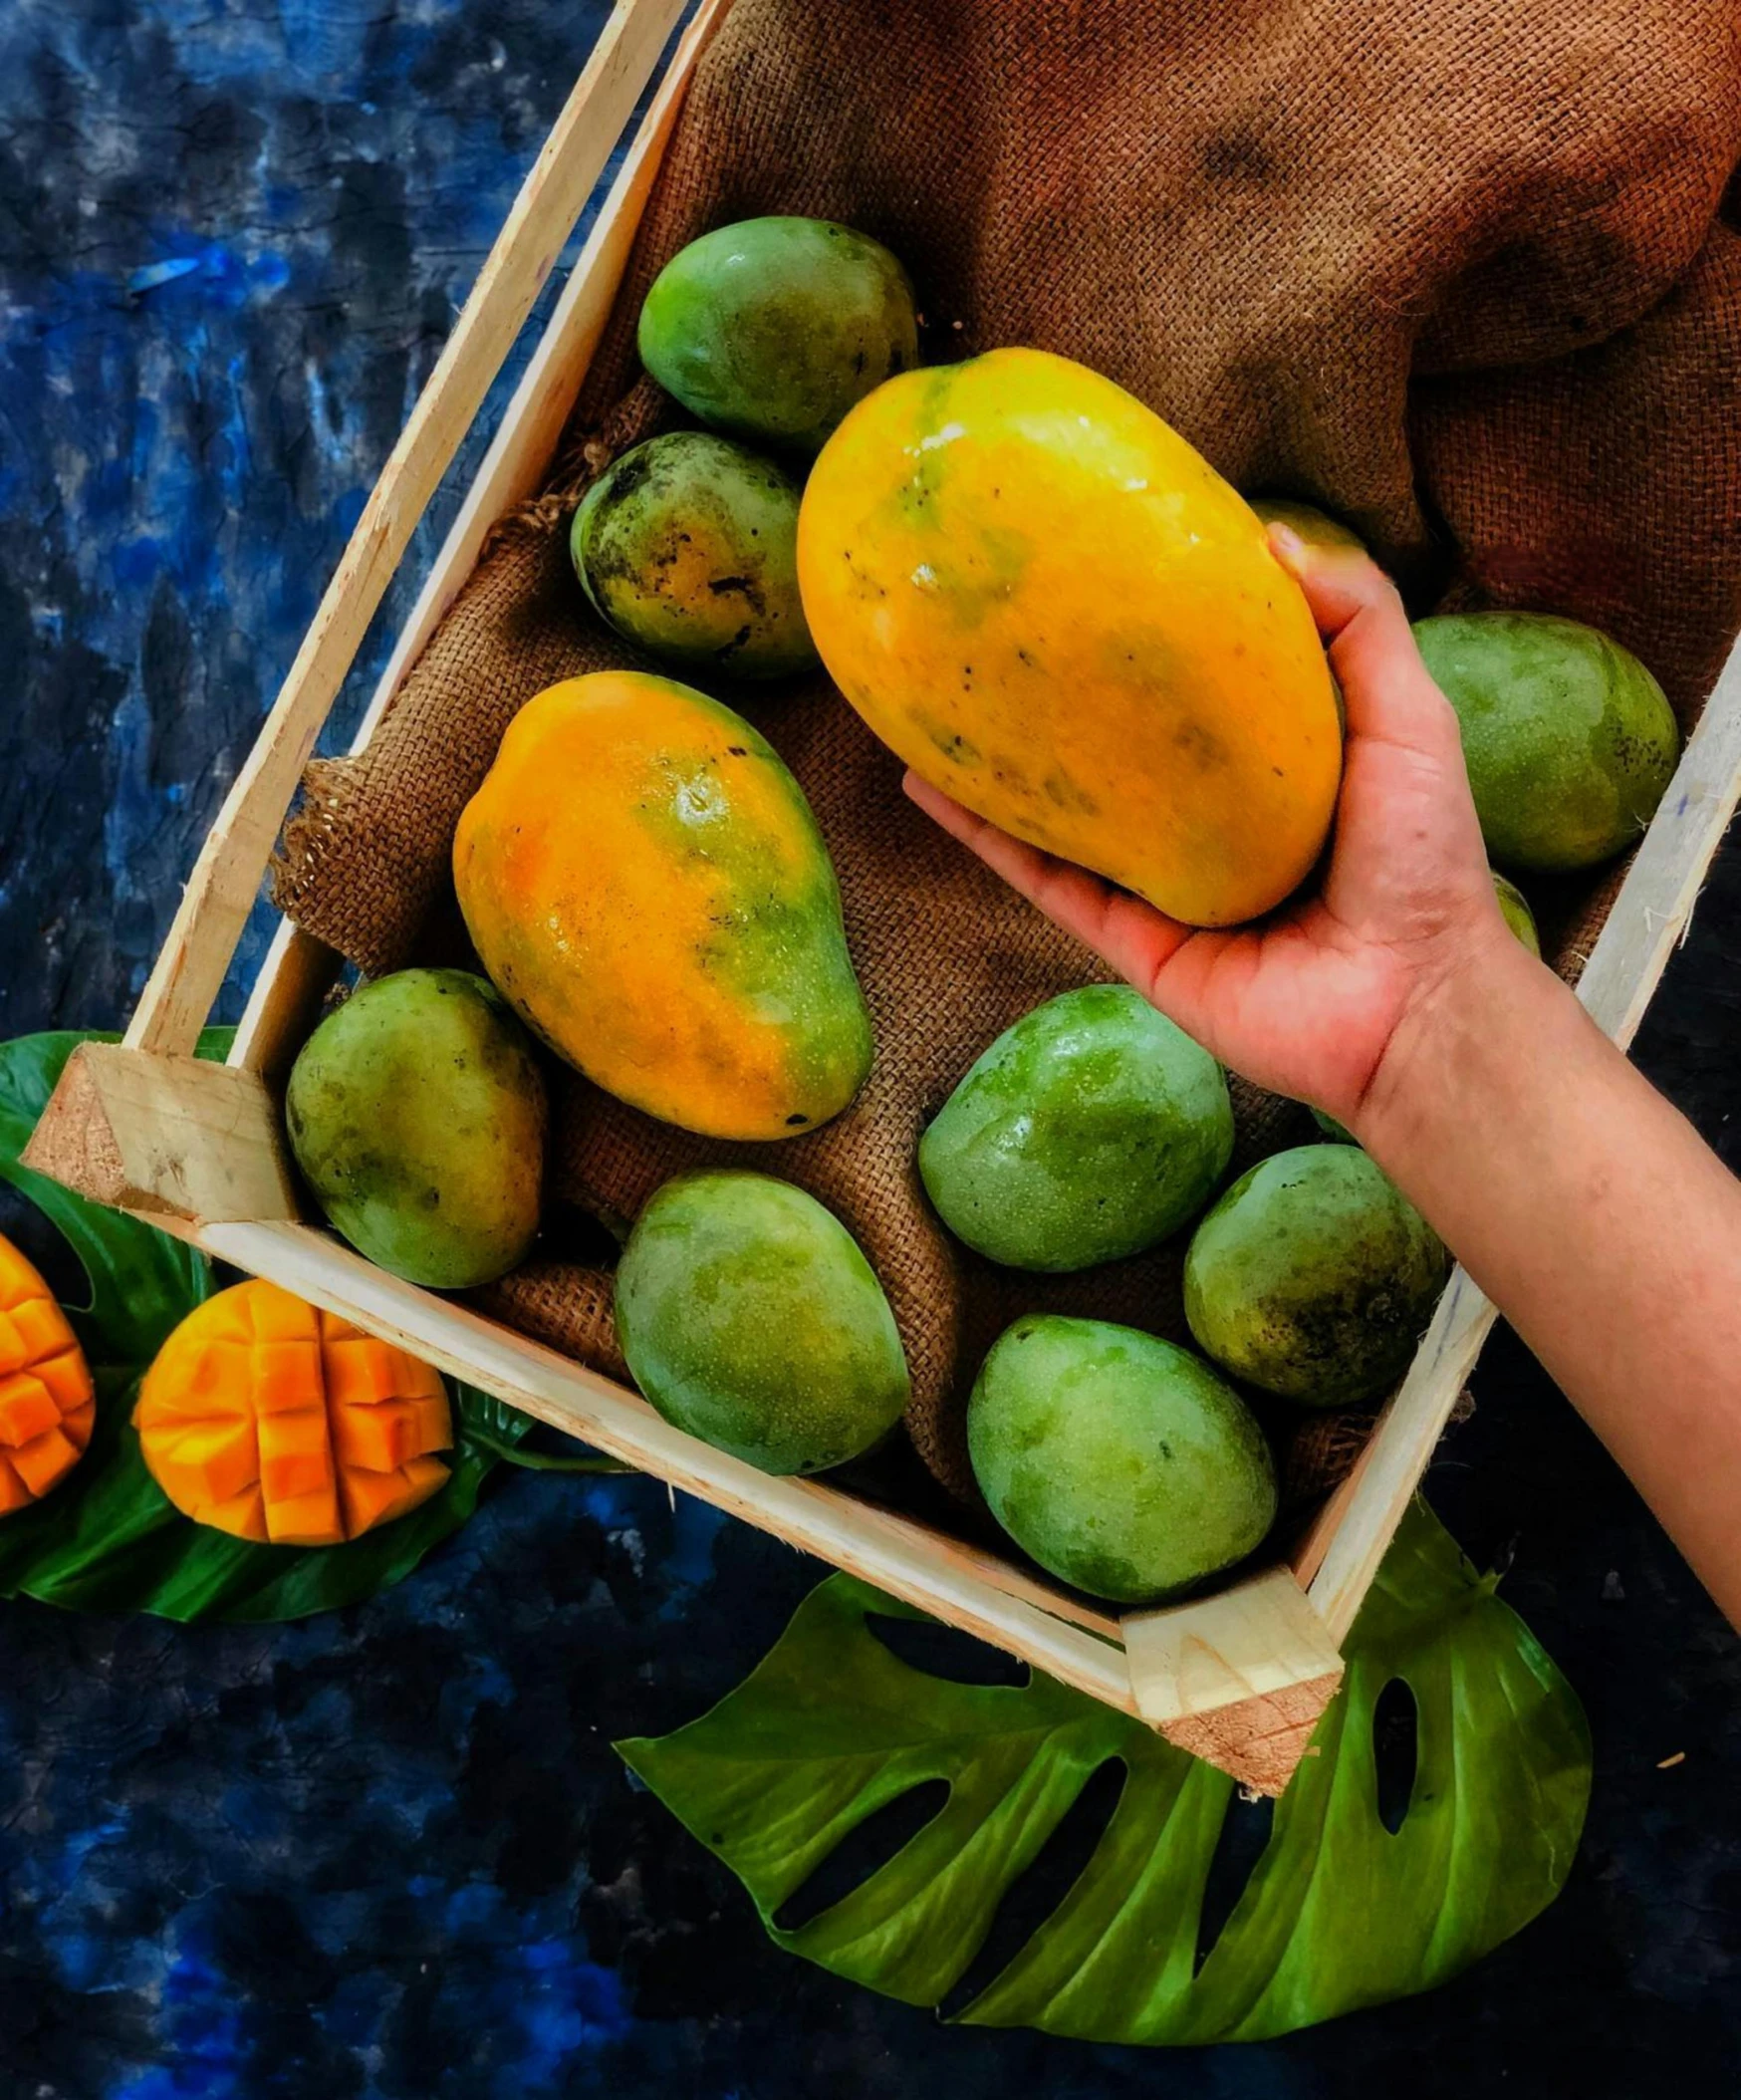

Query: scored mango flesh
[133,1279,453,1546]
[0,1233,96,1515]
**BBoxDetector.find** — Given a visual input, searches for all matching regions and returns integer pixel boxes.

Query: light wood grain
[1123,1568,1344,1723]
[125,0,692,1061]
[21,1043,301,1224]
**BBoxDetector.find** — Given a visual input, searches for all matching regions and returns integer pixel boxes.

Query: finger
[902,772,1192,988]
[1267,523,1462,758]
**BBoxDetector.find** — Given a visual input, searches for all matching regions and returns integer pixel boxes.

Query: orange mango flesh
[0,1234,96,1514]
[133,1279,452,1546]
[798,348,1344,927]
[453,671,870,1142]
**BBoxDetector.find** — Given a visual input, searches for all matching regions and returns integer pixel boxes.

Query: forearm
[1357,937,1741,1625]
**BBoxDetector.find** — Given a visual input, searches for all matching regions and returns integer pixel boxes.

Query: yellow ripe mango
[798,349,1344,927]
[134,1279,453,1547]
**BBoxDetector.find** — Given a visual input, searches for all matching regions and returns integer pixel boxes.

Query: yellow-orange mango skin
[134,1279,452,1547]
[0,1233,95,1515]
[453,672,872,1142]
[798,349,1344,927]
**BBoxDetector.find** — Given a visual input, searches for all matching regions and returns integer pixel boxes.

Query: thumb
[1268,523,1463,760]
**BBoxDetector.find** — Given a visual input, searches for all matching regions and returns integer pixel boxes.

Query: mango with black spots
[967,1314,1277,1603]
[1414,613,1679,873]
[638,216,918,456]
[571,431,818,680]
[615,1172,909,1475]
[287,969,545,1289]
[918,984,1232,1271]
[1184,1145,1446,1408]
[799,348,1344,927]
[453,672,872,1142]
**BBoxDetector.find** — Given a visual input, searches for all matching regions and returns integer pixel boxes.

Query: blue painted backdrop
[1,2,1738,2093]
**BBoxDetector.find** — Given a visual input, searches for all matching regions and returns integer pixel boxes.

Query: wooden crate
[24,0,1741,1795]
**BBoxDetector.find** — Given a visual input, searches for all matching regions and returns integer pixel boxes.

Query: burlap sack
[275,0,1741,1508]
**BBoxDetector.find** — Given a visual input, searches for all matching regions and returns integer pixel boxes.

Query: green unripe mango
[286,968,546,1288]
[967,1315,1277,1603]
[1184,1145,1446,1407]
[918,985,1233,1271]
[1492,870,1541,956]
[1414,612,1679,872]
[615,1172,909,1475]
[638,216,919,455]
[1247,495,1368,557]
[571,432,818,680]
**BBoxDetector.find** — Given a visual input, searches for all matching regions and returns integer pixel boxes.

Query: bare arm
[906,528,1741,1626]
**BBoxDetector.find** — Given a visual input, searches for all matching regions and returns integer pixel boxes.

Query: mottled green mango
[918,985,1232,1270]
[967,1315,1277,1603]
[571,432,818,680]
[615,1172,909,1475]
[638,217,918,455]
[286,969,545,1288]
[1415,613,1679,872]
[1184,1146,1446,1407]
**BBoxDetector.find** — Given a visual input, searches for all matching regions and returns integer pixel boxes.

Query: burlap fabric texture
[275,0,1741,1507]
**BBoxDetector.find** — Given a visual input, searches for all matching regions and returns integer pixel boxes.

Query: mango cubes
[134,1279,452,1546]
[0,1233,95,1514]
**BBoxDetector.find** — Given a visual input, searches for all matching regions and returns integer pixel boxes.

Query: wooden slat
[1123,1568,1344,1721]
[228,0,735,1079]
[127,0,692,1060]
[1309,632,1741,1644]
[20,1043,300,1225]
[198,1218,1139,1711]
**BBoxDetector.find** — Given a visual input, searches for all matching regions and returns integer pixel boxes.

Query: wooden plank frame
[21,0,1741,1796]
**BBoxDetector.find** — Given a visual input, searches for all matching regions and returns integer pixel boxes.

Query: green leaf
[620,1500,1591,2044]
[0,1031,540,1622]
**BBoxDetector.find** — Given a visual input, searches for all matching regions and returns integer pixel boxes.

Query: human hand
[903,525,1518,1133]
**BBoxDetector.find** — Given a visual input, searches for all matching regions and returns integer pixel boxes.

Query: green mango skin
[1492,870,1541,956]
[1184,1145,1447,1408]
[287,969,546,1289]
[616,1172,910,1476]
[1415,613,1679,873]
[571,432,819,681]
[967,1314,1277,1603]
[638,217,919,456]
[1246,495,1368,557]
[918,985,1233,1271]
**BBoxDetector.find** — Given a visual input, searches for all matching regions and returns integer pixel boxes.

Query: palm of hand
[903,538,1503,1126]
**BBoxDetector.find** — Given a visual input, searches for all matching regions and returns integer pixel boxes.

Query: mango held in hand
[1414,613,1679,873]
[0,1233,95,1515]
[967,1315,1277,1603]
[919,985,1233,1271]
[135,1279,452,1545]
[287,969,545,1289]
[639,217,918,455]
[615,1172,909,1475]
[799,349,1344,926]
[1185,1146,1446,1408]
[454,673,872,1141]
[571,432,818,680]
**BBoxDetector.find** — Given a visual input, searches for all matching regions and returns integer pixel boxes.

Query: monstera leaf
[622,1501,1591,2043]
[0,1030,548,1621]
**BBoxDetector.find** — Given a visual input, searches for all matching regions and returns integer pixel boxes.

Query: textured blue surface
[2,3,1739,2092]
